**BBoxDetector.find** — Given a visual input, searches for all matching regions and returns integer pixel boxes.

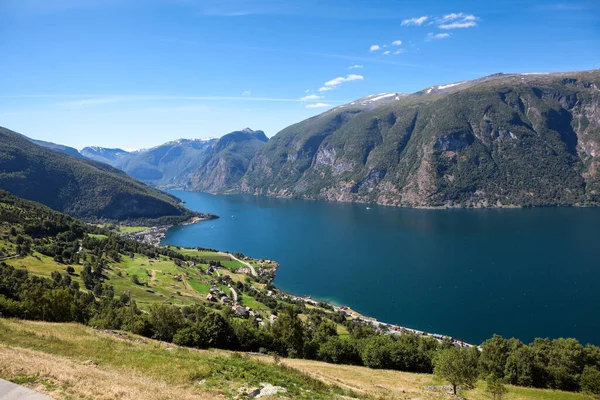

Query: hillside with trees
[0,127,200,223]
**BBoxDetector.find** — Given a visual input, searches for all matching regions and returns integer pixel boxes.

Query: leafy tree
[434,347,479,395]
[120,292,130,305]
[361,335,393,369]
[93,283,103,297]
[65,266,75,275]
[148,303,184,342]
[318,336,361,365]
[479,334,521,379]
[545,338,584,391]
[580,366,600,395]
[272,306,305,357]
[485,375,508,400]
[131,274,140,285]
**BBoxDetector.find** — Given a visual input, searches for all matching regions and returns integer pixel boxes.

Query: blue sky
[0,0,599,149]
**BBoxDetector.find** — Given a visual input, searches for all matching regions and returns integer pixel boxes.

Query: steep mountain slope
[27,138,85,159]
[82,138,218,188]
[187,128,268,192]
[241,70,600,207]
[0,127,198,222]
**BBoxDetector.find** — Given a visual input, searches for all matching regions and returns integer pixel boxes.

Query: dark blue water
[163,191,600,345]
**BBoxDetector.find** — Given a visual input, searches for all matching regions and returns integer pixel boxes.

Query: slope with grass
[0,319,589,400]
[0,127,199,223]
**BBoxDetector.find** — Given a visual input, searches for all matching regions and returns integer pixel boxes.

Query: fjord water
[163,191,600,345]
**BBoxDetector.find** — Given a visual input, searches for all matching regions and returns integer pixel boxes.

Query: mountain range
[79,129,267,191]
[6,69,600,210]
[240,70,600,207]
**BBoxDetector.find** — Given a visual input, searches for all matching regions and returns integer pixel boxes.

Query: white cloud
[324,74,364,88]
[392,40,402,46]
[394,49,406,54]
[369,44,381,52]
[242,90,251,96]
[318,87,333,92]
[300,94,323,101]
[305,89,310,93]
[306,103,332,108]
[426,32,451,41]
[401,16,428,26]
[437,13,479,29]
[348,64,363,69]
[383,51,391,55]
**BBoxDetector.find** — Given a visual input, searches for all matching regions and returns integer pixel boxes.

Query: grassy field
[118,226,151,233]
[0,319,588,400]
[4,250,244,309]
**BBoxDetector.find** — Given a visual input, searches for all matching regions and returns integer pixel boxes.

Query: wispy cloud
[324,74,364,88]
[426,32,451,41]
[317,87,333,92]
[348,64,363,69]
[402,13,479,30]
[437,13,479,29]
[242,90,251,95]
[369,44,381,52]
[394,49,405,54]
[392,40,402,46]
[305,103,332,108]
[401,16,428,26]
[383,50,391,55]
[300,94,323,101]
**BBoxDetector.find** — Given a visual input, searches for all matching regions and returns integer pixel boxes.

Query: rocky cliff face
[241,70,600,207]
[187,129,268,192]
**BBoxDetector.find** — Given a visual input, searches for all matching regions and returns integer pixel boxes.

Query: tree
[131,274,140,285]
[272,306,305,357]
[93,283,103,297]
[485,375,508,400]
[66,266,75,275]
[505,345,536,387]
[318,336,361,365]
[580,366,600,395]
[148,304,184,342]
[434,347,479,395]
[120,292,130,305]
[479,334,522,379]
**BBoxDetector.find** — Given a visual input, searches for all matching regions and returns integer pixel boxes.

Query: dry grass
[274,358,442,400]
[0,319,589,400]
[0,346,216,400]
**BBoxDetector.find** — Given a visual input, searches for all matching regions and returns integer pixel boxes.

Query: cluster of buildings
[207,285,231,304]
[121,226,169,247]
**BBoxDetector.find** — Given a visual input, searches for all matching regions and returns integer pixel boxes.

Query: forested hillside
[241,70,600,207]
[0,127,198,223]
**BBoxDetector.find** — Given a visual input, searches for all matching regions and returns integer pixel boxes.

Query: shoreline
[121,215,213,247]
[174,188,600,210]
[154,217,476,349]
